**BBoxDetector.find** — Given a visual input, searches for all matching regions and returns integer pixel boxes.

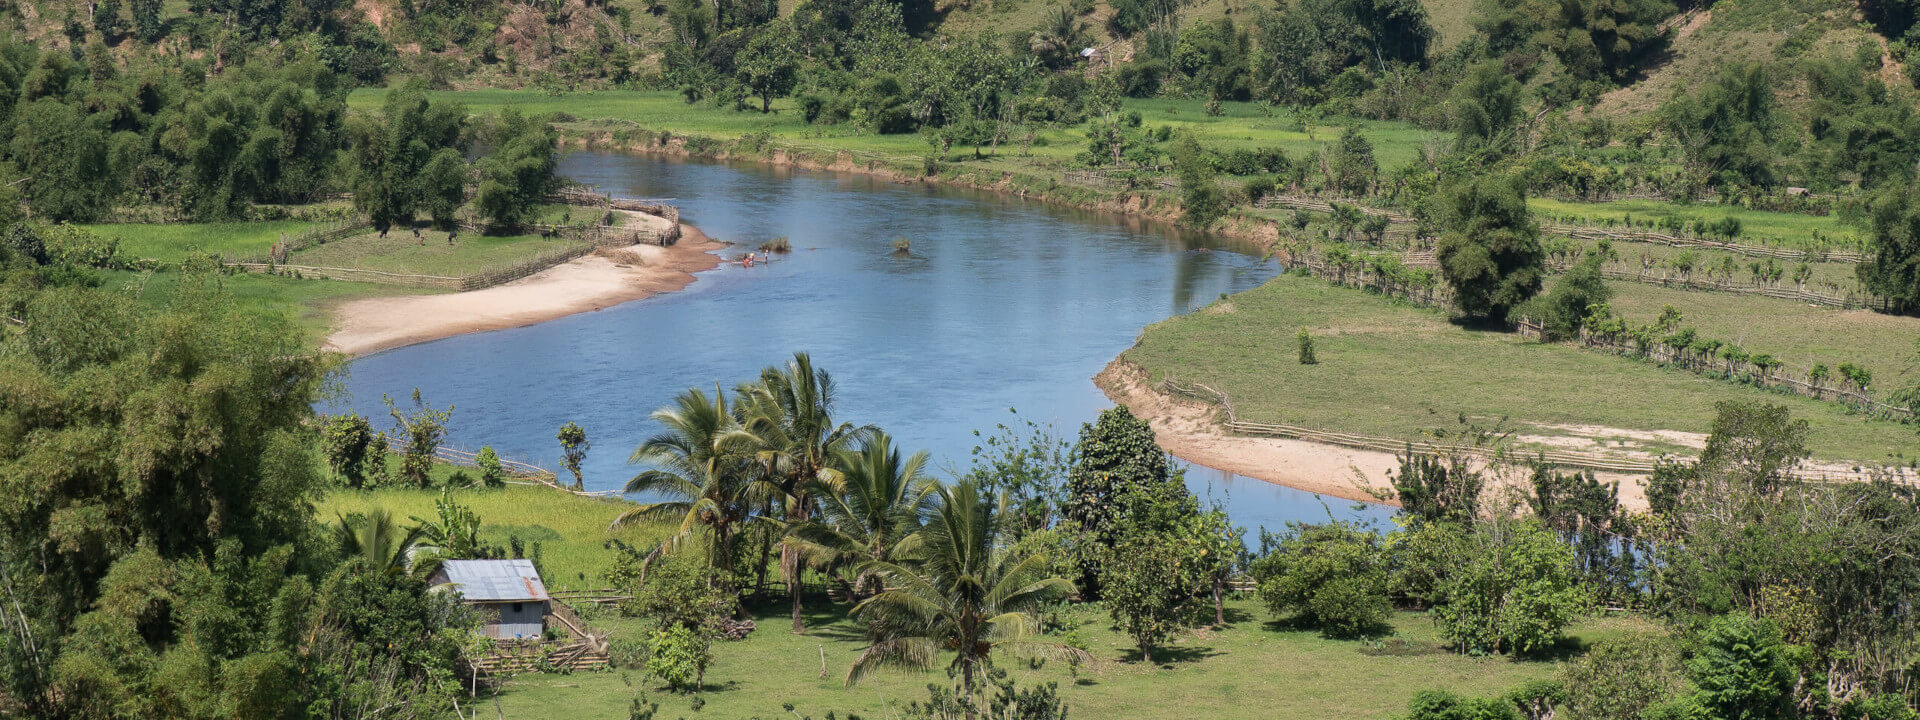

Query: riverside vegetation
[6,0,1920,716]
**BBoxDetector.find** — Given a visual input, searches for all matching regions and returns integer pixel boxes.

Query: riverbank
[323,224,724,356]
[1097,360,1661,512]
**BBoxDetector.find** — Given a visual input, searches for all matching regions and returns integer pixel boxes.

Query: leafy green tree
[1329,127,1377,197]
[348,86,467,228]
[1174,135,1229,227]
[1521,253,1612,339]
[1402,689,1524,720]
[475,108,560,230]
[1431,519,1589,655]
[1559,633,1687,720]
[737,20,803,113]
[10,99,113,222]
[790,432,934,599]
[1435,175,1546,324]
[1097,486,1211,663]
[475,445,507,488]
[322,412,378,488]
[1252,0,1434,102]
[94,0,128,37]
[131,0,164,41]
[647,623,715,691]
[1251,522,1390,637]
[384,389,453,488]
[1061,406,1186,597]
[1660,63,1778,191]
[1297,328,1318,364]
[849,480,1082,717]
[1452,64,1522,155]
[558,420,591,490]
[1859,185,1920,314]
[1688,614,1793,720]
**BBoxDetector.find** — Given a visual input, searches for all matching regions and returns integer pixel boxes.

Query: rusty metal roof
[436,559,550,602]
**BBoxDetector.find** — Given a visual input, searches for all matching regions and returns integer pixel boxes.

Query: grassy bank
[85,219,320,262]
[1122,273,1917,463]
[1606,282,1920,386]
[103,270,433,344]
[290,229,577,277]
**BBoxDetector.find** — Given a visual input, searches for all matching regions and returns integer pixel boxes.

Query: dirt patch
[323,224,724,357]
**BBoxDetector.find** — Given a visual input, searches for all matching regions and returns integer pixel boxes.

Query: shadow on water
[329,150,1393,540]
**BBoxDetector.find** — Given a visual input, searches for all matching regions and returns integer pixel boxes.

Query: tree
[1251,522,1390,637]
[1521,253,1612,339]
[1859,185,1920,314]
[848,480,1082,720]
[1328,127,1377,197]
[94,0,128,37]
[349,86,467,228]
[1660,63,1777,191]
[1297,328,1318,364]
[322,412,377,488]
[558,420,591,490]
[742,352,869,632]
[1559,633,1686,720]
[10,99,114,222]
[1452,64,1522,155]
[615,386,774,593]
[1435,175,1546,324]
[475,109,560,230]
[1061,406,1186,596]
[1098,487,1211,663]
[1431,519,1589,655]
[789,432,935,599]
[1688,614,1793,720]
[737,21,802,113]
[1174,135,1230,227]
[384,390,453,488]
[475,445,507,488]
[131,0,164,41]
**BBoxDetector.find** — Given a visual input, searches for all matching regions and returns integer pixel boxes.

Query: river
[329,151,1395,537]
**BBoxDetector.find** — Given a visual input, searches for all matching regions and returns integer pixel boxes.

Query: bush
[1560,633,1686,720]
[1296,328,1317,365]
[1688,614,1792,720]
[1430,519,1589,655]
[1250,522,1389,637]
[645,624,712,692]
[1403,689,1523,720]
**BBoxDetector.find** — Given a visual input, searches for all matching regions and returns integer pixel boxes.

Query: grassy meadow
[1605,282,1920,385]
[289,228,580,277]
[1122,273,1919,463]
[1530,197,1861,251]
[85,219,320,262]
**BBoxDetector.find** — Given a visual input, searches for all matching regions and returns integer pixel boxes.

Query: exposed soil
[322,225,724,357]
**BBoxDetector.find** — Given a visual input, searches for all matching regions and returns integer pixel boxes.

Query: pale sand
[323,224,725,357]
[1095,360,1653,512]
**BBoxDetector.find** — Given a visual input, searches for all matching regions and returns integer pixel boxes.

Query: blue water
[329,152,1395,536]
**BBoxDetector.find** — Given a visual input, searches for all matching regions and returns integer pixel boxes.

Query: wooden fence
[1156,378,1906,484]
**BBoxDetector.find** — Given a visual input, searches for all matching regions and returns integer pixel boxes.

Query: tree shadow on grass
[1118,644,1223,667]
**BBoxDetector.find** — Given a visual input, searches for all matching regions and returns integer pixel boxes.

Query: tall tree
[742,352,870,633]
[615,387,775,592]
[1435,174,1545,324]
[847,480,1082,719]
[475,108,559,230]
[736,20,802,113]
[1859,185,1920,314]
[558,420,591,490]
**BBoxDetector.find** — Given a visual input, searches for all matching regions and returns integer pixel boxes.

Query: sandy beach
[323,224,725,357]
[1095,360,1653,512]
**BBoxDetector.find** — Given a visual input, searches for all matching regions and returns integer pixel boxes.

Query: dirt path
[1095,360,1653,512]
[323,225,724,357]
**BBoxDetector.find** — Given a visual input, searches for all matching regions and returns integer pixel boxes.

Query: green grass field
[1123,273,1919,463]
[289,229,580,277]
[345,88,1437,173]
[1605,282,1920,385]
[496,601,1652,720]
[101,270,432,344]
[317,483,672,591]
[85,220,319,262]
[1530,198,1861,251]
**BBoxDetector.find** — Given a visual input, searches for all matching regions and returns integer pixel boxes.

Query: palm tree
[335,507,428,576]
[788,433,936,600]
[741,352,872,632]
[847,480,1083,719]
[613,386,774,592]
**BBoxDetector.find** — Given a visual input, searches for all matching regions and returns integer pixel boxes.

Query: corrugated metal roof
[437,559,550,602]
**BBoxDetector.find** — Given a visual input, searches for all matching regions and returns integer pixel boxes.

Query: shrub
[1688,614,1792,720]
[1403,689,1523,720]
[1560,634,1686,720]
[1250,522,1390,637]
[1296,328,1318,365]
[645,624,712,692]
[1431,519,1589,655]
[475,446,506,488]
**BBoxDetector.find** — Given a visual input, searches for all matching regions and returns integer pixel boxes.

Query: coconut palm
[741,352,873,632]
[846,480,1083,718]
[335,507,428,576]
[788,432,936,599]
[613,386,774,590]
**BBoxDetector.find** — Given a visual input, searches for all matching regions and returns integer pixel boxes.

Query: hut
[431,559,550,639]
